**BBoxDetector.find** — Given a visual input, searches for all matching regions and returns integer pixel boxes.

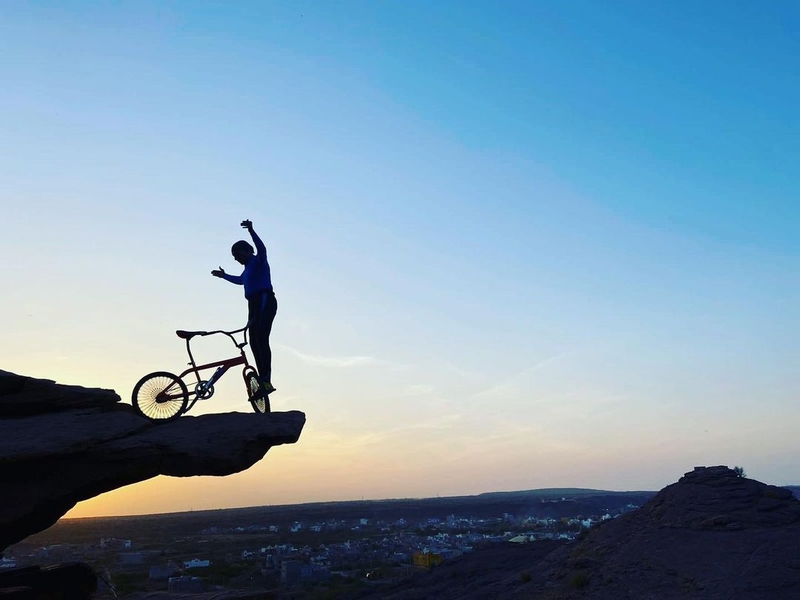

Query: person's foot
[261,380,276,395]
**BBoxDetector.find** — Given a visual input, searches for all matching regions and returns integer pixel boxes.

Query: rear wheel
[132,371,189,422]
[244,367,270,414]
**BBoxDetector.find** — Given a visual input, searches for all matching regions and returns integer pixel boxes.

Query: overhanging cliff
[0,370,305,551]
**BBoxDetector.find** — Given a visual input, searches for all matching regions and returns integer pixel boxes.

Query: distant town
[3,489,654,597]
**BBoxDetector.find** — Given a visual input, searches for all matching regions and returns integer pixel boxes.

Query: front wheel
[244,367,270,414]
[132,371,189,422]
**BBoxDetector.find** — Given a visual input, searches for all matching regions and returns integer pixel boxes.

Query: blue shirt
[222,230,273,299]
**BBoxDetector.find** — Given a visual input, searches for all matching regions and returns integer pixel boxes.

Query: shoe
[262,381,276,395]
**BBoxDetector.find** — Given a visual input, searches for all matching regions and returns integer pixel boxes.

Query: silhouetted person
[212,219,277,395]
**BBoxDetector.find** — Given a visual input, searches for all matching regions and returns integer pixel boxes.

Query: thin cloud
[383,413,463,435]
[310,414,464,453]
[398,383,436,396]
[469,353,567,401]
[277,344,396,368]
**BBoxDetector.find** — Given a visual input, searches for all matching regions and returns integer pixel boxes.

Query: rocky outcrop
[354,466,800,599]
[0,563,97,599]
[0,370,305,552]
[527,465,800,599]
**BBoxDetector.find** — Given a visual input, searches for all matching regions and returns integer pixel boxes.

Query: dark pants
[248,290,277,382]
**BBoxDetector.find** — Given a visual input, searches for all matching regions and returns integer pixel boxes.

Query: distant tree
[733,466,747,478]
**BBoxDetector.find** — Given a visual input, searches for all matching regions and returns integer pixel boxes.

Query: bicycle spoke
[132,372,187,422]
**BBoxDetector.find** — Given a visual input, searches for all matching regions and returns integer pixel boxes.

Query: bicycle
[132,325,271,422]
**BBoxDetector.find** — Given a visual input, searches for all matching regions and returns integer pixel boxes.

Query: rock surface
[353,466,800,599]
[0,370,305,552]
[0,563,97,599]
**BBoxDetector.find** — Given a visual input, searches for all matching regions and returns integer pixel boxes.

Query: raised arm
[241,219,267,261]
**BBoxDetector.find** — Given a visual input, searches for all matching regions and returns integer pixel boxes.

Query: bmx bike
[132,326,270,422]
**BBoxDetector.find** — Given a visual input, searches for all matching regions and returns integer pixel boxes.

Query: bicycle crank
[195,381,215,400]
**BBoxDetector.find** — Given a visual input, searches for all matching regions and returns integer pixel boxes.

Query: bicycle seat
[176,330,208,339]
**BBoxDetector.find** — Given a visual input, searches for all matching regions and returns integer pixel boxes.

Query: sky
[1,1,798,518]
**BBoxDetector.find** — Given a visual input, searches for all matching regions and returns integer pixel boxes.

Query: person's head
[231,240,254,265]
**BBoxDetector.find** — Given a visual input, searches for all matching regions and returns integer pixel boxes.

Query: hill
[352,466,800,599]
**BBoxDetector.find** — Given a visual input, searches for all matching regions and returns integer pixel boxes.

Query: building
[413,551,443,568]
[183,558,211,569]
[281,560,302,586]
[99,538,131,549]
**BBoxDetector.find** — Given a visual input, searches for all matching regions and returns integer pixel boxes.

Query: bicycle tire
[132,371,189,422]
[244,367,270,414]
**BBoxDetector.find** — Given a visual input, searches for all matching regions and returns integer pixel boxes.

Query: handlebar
[176,326,249,350]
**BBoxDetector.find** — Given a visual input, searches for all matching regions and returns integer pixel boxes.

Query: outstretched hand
[240,219,253,231]
[211,266,226,278]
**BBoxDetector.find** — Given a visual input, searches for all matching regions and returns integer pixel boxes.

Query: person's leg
[247,295,263,380]
[249,291,277,385]
[261,292,277,382]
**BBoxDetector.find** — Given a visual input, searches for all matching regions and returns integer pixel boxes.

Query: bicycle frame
[174,326,253,413]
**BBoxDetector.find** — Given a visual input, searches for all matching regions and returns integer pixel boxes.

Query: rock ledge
[0,370,305,551]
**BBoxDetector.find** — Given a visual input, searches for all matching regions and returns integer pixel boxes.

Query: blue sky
[1,1,798,517]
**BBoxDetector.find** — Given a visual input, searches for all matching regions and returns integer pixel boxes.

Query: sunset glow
[1,1,797,519]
